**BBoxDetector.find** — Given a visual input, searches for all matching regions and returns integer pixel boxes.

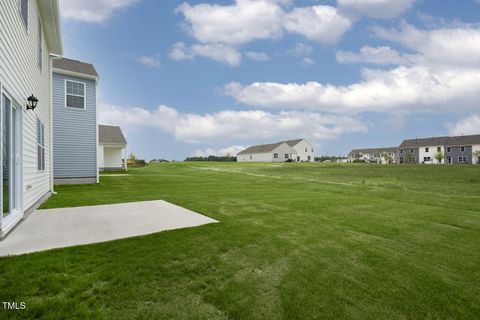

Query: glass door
[2,93,19,221]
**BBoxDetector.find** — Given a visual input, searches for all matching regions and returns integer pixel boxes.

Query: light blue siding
[52,73,97,179]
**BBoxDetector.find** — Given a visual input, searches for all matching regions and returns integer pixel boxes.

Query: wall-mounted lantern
[26,94,39,111]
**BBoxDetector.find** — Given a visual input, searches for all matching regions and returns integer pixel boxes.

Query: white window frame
[274,153,278,159]
[65,80,86,110]
[425,147,429,152]
[37,118,45,171]
[284,153,288,159]
[18,0,28,32]
[446,147,451,153]
[38,15,42,71]
[460,146,465,152]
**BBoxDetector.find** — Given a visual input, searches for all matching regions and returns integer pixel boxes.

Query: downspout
[50,54,62,195]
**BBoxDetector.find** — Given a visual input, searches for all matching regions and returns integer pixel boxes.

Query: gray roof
[399,136,449,148]
[53,58,98,77]
[237,142,285,155]
[237,138,306,155]
[445,134,480,146]
[99,125,127,145]
[349,147,397,156]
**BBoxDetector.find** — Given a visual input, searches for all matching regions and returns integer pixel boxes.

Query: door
[447,156,452,164]
[1,93,21,227]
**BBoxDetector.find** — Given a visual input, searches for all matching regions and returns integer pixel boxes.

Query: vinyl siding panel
[0,0,52,211]
[52,73,97,178]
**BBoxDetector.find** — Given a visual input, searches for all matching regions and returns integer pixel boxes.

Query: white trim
[95,79,99,183]
[53,68,99,81]
[64,79,86,110]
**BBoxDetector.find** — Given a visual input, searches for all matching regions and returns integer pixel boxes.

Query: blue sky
[59,0,480,160]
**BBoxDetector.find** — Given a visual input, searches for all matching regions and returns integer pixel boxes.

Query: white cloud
[372,24,480,68]
[99,103,368,145]
[59,0,139,23]
[336,46,413,65]
[224,65,480,114]
[284,5,352,43]
[192,145,247,157]
[302,57,315,65]
[135,54,161,68]
[338,0,415,19]
[286,43,313,57]
[447,115,480,136]
[169,42,242,66]
[176,0,285,45]
[245,51,270,62]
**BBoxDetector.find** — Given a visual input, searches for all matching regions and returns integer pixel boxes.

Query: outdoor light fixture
[26,94,39,111]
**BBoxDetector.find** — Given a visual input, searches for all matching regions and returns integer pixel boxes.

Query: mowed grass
[1,162,479,319]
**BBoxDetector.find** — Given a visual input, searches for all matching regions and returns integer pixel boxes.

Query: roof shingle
[53,58,98,77]
[99,125,127,145]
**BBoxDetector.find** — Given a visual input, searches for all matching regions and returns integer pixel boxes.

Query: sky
[58,0,480,160]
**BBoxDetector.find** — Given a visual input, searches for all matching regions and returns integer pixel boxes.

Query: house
[348,147,397,164]
[52,58,99,184]
[398,136,448,164]
[0,0,63,237]
[98,125,128,171]
[237,139,314,162]
[398,134,480,164]
[237,141,297,162]
[444,134,480,164]
[285,139,315,162]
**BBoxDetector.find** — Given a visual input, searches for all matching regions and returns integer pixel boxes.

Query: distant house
[348,147,397,164]
[98,125,128,171]
[52,58,99,184]
[237,139,314,162]
[398,134,480,164]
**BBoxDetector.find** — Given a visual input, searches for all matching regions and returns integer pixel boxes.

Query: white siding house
[237,142,296,162]
[98,125,128,171]
[0,0,62,237]
[237,139,314,162]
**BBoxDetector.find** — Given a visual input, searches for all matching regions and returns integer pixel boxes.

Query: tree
[405,152,415,163]
[434,151,444,163]
[128,153,137,161]
[473,151,480,164]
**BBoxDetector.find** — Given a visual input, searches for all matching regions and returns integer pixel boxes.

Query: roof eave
[38,0,63,56]
[52,68,99,81]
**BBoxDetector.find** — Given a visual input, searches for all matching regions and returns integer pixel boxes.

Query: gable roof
[349,147,397,156]
[99,125,127,145]
[399,136,449,148]
[238,142,297,155]
[445,134,480,146]
[53,58,99,78]
[282,139,305,147]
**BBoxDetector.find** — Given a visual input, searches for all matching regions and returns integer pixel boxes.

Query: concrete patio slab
[0,200,217,257]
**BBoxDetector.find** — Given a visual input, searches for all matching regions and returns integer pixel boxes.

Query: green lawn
[1,162,479,319]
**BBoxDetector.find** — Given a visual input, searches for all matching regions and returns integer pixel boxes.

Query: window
[400,149,403,154]
[311,148,313,152]
[460,146,465,152]
[425,147,429,152]
[38,17,42,70]
[437,147,441,152]
[20,0,28,29]
[274,153,278,159]
[249,154,252,160]
[424,157,431,162]
[410,149,414,153]
[458,156,467,163]
[446,147,451,153]
[400,157,404,163]
[307,156,311,161]
[305,148,307,152]
[284,153,289,159]
[37,119,45,171]
[65,80,85,109]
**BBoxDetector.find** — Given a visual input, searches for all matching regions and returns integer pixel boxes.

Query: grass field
[1,162,479,319]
